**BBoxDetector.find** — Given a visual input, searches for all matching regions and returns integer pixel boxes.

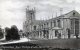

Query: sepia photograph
[0,0,80,50]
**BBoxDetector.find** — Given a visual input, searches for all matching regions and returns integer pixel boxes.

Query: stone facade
[23,9,80,39]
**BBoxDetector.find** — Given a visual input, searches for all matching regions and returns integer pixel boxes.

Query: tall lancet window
[75,19,79,35]
[71,19,75,34]
[71,19,79,35]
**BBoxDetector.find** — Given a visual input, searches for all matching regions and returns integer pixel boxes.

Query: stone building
[23,8,80,39]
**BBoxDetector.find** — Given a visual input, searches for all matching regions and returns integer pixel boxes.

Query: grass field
[0,38,80,49]
[29,38,80,49]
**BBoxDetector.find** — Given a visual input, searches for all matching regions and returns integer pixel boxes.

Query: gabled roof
[48,10,80,20]
[34,10,80,26]
[59,10,80,18]
[64,10,79,15]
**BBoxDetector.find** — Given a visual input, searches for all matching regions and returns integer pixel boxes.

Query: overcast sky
[0,0,80,29]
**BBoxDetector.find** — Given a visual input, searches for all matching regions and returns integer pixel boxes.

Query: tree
[5,27,11,40]
[10,25,20,40]
[0,26,3,39]
[5,25,20,41]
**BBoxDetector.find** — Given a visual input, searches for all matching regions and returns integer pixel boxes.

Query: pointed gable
[64,10,80,18]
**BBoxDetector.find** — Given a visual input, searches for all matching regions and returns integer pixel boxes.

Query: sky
[0,0,80,30]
